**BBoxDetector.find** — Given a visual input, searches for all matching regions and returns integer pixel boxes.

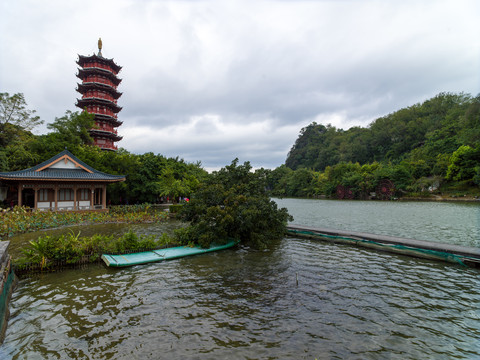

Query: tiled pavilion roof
[0,150,125,183]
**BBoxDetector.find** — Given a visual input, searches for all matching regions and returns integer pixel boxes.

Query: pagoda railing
[82,94,117,104]
[82,88,119,98]
[80,97,120,111]
[95,142,118,151]
[86,107,118,118]
[83,77,118,89]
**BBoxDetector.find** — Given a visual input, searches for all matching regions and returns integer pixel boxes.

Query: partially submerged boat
[101,240,237,267]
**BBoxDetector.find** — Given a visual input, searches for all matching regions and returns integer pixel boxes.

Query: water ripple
[1,238,480,359]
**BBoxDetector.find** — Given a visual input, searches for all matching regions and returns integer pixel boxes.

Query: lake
[274,198,480,248]
[1,199,479,359]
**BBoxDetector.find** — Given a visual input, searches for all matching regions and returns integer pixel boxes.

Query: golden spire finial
[98,37,103,51]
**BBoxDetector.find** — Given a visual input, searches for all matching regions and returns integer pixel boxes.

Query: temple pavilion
[76,38,123,151]
[0,150,125,211]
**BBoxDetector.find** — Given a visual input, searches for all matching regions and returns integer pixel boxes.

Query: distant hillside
[286,92,480,171]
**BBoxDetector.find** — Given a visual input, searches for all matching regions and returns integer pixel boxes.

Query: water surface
[275,198,480,247]
[1,200,479,359]
[2,238,479,359]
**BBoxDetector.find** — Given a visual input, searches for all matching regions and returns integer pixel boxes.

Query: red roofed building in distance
[76,38,123,151]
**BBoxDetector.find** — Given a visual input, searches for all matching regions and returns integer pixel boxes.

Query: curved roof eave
[77,54,122,72]
[0,177,125,183]
[0,150,126,182]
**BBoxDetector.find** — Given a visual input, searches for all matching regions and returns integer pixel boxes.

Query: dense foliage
[280,92,480,198]
[286,93,479,170]
[177,159,293,249]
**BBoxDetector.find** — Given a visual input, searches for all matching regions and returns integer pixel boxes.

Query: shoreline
[277,195,480,203]
[397,195,480,203]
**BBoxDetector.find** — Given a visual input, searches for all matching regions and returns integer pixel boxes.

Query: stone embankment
[287,225,480,268]
[0,241,15,343]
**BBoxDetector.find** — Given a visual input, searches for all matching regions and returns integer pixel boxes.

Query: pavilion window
[39,189,49,201]
[59,189,74,201]
[79,189,89,201]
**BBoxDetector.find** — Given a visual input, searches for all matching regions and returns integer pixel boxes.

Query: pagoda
[76,38,123,150]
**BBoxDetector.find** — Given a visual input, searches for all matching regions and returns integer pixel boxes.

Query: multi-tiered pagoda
[76,38,123,150]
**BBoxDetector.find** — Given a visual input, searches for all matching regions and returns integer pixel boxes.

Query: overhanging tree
[178,159,293,249]
[0,92,44,148]
[47,110,95,146]
[0,92,43,131]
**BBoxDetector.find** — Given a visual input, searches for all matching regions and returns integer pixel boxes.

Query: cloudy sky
[1,0,479,170]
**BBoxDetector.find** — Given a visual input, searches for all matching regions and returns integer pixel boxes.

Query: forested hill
[286,92,480,171]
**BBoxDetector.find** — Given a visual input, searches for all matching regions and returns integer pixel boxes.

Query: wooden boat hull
[101,240,237,267]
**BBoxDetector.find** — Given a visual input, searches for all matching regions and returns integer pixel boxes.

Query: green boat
[101,240,237,267]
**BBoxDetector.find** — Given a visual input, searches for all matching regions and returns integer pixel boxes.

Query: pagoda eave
[76,83,122,99]
[93,114,123,126]
[76,69,122,86]
[89,130,123,142]
[76,98,122,113]
[77,54,122,73]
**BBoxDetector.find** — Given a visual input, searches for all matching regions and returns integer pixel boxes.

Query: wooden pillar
[73,184,77,210]
[34,186,38,211]
[90,187,94,209]
[17,183,22,207]
[49,187,53,211]
[102,184,106,209]
[54,184,58,211]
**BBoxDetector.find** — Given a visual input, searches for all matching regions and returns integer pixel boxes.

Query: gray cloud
[1,0,479,170]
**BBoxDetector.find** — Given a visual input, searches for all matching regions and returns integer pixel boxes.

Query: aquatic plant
[14,230,176,271]
[0,205,168,241]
